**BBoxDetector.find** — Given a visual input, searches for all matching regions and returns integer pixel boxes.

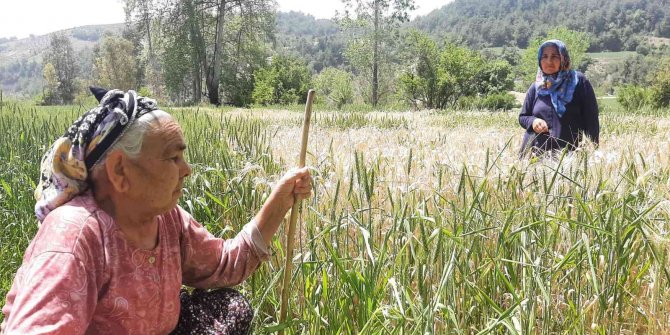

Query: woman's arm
[179,168,312,288]
[1,253,97,335]
[179,211,268,288]
[581,77,600,144]
[519,84,538,131]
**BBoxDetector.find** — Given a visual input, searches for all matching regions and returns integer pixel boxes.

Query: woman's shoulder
[574,71,590,84]
[35,194,105,256]
[524,82,538,99]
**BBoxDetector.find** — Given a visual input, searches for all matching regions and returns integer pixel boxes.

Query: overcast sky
[0,0,452,39]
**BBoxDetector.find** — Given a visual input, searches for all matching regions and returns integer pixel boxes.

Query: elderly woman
[1,88,312,334]
[518,39,600,156]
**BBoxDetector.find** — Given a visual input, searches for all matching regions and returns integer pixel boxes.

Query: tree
[398,29,439,109]
[252,55,312,105]
[435,43,484,108]
[93,36,138,90]
[401,40,513,109]
[45,33,78,104]
[42,63,59,105]
[410,0,670,52]
[314,67,354,109]
[202,0,274,106]
[339,0,416,107]
[124,0,157,63]
[151,0,275,106]
[649,57,670,108]
[218,13,273,106]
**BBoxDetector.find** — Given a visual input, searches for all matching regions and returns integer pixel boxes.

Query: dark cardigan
[518,72,599,155]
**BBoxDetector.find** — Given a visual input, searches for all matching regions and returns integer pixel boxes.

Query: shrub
[455,93,516,111]
[252,55,311,106]
[649,58,670,108]
[314,68,354,109]
[479,92,516,110]
[617,85,651,109]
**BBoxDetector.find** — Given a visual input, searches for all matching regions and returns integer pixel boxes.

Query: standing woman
[518,39,600,157]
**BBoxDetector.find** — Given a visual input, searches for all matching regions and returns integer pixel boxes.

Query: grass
[2,101,670,334]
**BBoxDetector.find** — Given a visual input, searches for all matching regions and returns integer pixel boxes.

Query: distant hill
[3,3,667,99]
[0,13,346,98]
[0,24,124,97]
[274,11,345,72]
[411,0,670,51]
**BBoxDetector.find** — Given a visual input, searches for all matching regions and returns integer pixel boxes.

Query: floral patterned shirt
[1,191,270,335]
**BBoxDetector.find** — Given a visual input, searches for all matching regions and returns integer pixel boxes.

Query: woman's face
[126,118,192,215]
[540,45,561,75]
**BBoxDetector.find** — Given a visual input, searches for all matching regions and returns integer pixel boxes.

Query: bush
[455,93,516,111]
[616,85,651,109]
[252,55,312,106]
[314,68,354,109]
[649,58,670,108]
[649,82,670,108]
[480,92,516,110]
[455,96,478,110]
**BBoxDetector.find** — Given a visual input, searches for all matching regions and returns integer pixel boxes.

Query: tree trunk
[186,0,203,103]
[372,0,379,107]
[143,4,154,65]
[206,0,227,106]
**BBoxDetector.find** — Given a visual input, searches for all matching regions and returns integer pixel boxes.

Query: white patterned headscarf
[34,87,158,222]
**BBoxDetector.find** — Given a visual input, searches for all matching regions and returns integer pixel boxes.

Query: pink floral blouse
[1,191,270,335]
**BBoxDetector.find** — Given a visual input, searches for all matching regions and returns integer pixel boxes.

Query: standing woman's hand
[532,118,549,134]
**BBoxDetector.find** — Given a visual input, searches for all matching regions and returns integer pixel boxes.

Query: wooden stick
[279,89,315,333]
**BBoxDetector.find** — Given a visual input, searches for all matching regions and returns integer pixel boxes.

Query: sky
[0,0,452,39]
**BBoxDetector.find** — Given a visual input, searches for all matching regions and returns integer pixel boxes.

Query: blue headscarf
[535,39,578,118]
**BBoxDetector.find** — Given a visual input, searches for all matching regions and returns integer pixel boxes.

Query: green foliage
[521,27,590,87]
[93,36,138,90]
[435,43,482,108]
[41,63,59,105]
[219,16,272,107]
[44,33,79,104]
[314,67,354,109]
[615,57,670,110]
[411,0,670,51]
[649,58,670,108]
[456,92,517,110]
[275,12,345,73]
[474,59,514,94]
[339,0,416,106]
[399,33,514,109]
[160,20,195,105]
[480,92,517,110]
[397,30,440,109]
[588,52,661,95]
[0,59,43,98]
[616,85,652,109]
[252,55,312,106]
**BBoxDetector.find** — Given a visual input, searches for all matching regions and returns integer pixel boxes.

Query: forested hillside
[1,0,669,109]
[412,0,670,51]
[0,24,123,97]
[274,12,346,72]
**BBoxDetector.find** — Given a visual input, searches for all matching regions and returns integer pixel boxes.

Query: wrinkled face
[126,118,191,215]
[540,45,561,75]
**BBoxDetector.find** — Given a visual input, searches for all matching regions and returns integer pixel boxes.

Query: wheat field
[2,101,670,334]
